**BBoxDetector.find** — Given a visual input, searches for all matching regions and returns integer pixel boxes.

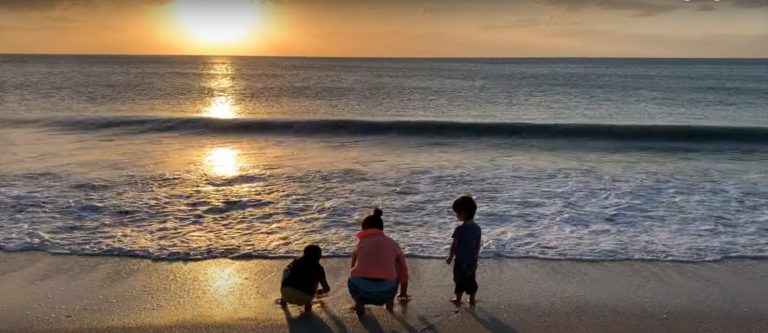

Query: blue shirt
[452,223,482,265]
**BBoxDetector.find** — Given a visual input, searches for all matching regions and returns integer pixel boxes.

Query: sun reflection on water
[202,59,239,118]
[206,147,240,176]
[210,76,233,89]
[205,96,238,119]
[209,61,234,76]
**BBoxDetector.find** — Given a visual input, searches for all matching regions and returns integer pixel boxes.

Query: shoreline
[3,249,767,263]
[1,252,767,333]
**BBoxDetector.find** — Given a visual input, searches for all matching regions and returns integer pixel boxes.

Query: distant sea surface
[1,55,766,261]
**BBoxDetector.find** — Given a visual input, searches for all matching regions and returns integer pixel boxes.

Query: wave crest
[6,116,768,143]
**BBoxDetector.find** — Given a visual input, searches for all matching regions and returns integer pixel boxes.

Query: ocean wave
[2,245,767,263]
[6,116,768,143]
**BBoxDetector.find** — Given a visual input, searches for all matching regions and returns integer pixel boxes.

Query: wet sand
[1,252,767,333]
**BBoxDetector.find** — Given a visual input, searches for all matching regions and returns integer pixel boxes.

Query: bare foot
[469,293,477,306]
[304,304,312,313]
[280,298,287,309]
[385,300,394,312]
[355,302,366,316]
[449,298,462,306]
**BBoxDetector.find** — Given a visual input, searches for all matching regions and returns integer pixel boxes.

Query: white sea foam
[1,138,766,262]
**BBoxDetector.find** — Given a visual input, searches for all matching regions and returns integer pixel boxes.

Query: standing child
[446,194,482,305]
[280,244,331,313]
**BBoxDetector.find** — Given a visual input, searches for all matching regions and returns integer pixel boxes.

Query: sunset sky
[0,0,766,57]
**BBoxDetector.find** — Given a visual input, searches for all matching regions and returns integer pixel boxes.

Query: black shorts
[453,263,478,294]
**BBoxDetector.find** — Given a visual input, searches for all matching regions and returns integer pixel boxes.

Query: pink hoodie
[350,229,409,283]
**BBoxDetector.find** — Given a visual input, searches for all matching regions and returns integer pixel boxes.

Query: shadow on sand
[357,311,387,333]
[321,305,351,333]
[355,300,435,333]
[280,300,520,333]
[283,306,337,333]
[469,307,521,333]
[417,315,443,333]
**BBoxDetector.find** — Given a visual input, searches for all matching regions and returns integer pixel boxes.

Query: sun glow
[206,96,238,118]
[208,266,242,298]
[175,0,258,43]
[206,147,240,176]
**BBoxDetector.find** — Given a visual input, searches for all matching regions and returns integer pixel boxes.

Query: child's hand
[446,257,453,265]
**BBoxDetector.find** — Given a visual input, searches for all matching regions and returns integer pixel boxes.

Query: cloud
[0,22,122,33]
[0,0,82,11]
[0,0,170,12]
[535,0,682,18]
[480,16,581,30]
[42,15,88,23]
[696,4,716,12]
[0,12,124,33]
[731,0,767,8]
[538,28,768,58]
[420,6,438,17]
[307,27,767,57]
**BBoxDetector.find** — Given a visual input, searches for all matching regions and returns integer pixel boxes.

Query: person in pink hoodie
[348,208,410,315]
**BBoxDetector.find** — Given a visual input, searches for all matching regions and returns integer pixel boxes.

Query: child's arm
[475,235,482,261]
[396,246,410,298]
[399,281,409,298]
[351,239,359,269]
[318,279,331,295]
[446,238,458,265]
[282,261,293,280]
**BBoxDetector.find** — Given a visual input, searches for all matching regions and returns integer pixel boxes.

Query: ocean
[0,55,766,261]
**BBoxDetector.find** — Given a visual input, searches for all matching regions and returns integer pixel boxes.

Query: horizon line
[1,52,767,60]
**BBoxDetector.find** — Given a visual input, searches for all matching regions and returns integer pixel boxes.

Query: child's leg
[304,303,312,312]
[385,300,394,312]
[354,301,366,316]
[281,287,314,310]
[467,264,479,305]
[450,292,463,305]
[450,264,465,304]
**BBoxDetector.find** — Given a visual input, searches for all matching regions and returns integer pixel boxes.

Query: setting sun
[175,0,259,43]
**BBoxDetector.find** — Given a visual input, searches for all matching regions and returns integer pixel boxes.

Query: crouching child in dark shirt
[280,244,331,312]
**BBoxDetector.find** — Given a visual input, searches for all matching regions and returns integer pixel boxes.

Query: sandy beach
[0,253,766,333]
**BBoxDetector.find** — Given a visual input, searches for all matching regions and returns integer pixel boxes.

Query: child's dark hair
[453,194,476,220]
[303,244,322,261]
[361,208,384,231]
